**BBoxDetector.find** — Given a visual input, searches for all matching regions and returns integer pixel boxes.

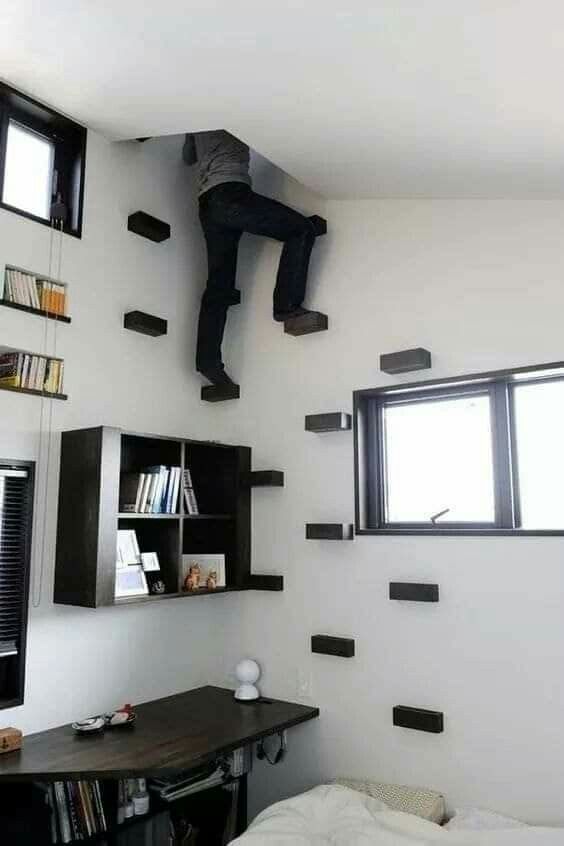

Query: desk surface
[0,686,319,782]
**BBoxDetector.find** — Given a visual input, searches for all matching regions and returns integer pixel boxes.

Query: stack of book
[47,781,108,843]
[2,266,68,315]
[119,466,183,514]
[183,469,199,515]
[0,351,64,394]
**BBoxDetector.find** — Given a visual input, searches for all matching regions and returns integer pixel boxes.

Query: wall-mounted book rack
[1,265,71,323]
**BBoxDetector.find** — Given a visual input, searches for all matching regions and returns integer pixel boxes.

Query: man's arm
[182,133,197,165]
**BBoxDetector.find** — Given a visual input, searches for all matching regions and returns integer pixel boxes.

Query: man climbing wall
[183,130,326,393]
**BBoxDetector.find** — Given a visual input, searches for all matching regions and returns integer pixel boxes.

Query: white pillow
[334,779,446,823]
[445,808,528,830]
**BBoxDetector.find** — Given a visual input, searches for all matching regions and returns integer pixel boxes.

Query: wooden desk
[0,685,319,782]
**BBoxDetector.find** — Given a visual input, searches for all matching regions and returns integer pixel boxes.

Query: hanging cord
[32,216,63,607]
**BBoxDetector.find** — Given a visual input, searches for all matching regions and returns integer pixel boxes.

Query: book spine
[54,782,72,844]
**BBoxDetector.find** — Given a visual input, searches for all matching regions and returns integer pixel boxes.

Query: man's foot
[199,367,237,387]
[273,306,312,323]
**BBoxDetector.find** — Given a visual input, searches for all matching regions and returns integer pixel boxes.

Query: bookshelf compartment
[118,517,180,597]
[184,444,240,516]
[182,518,237,590]
[121,434,182,475]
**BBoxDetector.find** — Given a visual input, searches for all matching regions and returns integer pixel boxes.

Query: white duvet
[231,785,564,845]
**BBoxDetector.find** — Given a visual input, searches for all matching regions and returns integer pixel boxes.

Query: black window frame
[0,82,87,238]
[354,360,564,536]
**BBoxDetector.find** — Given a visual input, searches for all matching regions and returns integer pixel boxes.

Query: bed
[231,783,564,845]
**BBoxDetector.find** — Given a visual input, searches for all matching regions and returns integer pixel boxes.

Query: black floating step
[380,347,431,375]
[309,215,328,237]
[393,705,444,734]
[306,523,354,540]
[201,383,240,403]
[284,311,328,336]
[312,635,355,658]
[244,471,285,487]
[246,574,284,591]
[128,211,171,243]
[305,412,351,433]
[389,582,439,602]
[124,311,168,337]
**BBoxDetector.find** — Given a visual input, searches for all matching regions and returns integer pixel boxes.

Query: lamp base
[235,683,260,702]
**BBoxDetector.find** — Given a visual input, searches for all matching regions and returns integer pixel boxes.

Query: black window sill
[0,200,81,239]
[356,527,564,537]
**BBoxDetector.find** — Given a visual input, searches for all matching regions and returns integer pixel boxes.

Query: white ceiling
[2,1,564,198]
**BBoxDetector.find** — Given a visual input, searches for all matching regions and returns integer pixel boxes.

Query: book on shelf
[183,468,199,515]
[2,266,68,315]
[46,780,109,843]
[119,466,183,514]
[0,351,64,394]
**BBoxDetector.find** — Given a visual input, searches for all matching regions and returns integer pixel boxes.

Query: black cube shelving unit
[305,412,351,433]
[54,427,279,608]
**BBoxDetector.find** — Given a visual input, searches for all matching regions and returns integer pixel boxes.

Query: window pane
[2,121,54,219]
[513,380,564,529]
[383,394,496,523]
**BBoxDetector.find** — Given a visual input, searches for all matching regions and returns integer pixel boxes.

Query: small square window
[2,120,54,220]
[382,393,496,525]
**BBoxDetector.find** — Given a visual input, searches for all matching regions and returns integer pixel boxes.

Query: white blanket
[231,786,564,845]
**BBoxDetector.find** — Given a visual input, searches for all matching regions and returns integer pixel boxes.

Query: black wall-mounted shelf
[393,706,444,734]
[389,582,439,602]
[380,347,432,375]
[244,471,284,488]
[305,412,351,433]
[0,299,71,323]
[306,523,354,540]
[0,384,67,401]
[124,311,168,337]
[127,211,171,243]
[201,383,240,403]
[284,311,328,336]
[245,575,284,591]
[311,635,355,658]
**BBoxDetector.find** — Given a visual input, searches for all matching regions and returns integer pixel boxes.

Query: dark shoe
[199,367,237,387]
[273,306,312,323]
[309,215,327,237]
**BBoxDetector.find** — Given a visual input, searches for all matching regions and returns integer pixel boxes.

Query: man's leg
[204,185,320,319]
[196,219,241,380]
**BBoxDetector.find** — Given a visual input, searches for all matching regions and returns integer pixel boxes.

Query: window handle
[430,508,450,524]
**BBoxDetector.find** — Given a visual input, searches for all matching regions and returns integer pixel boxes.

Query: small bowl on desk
[104,709,137,729]
[72,716,106,735]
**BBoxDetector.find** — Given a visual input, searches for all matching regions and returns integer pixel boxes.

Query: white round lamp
[234,658,261,702]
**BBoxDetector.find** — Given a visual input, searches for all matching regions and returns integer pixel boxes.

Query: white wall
[216,200,564,826]
[4,128,564,828]
[0,129,322,734]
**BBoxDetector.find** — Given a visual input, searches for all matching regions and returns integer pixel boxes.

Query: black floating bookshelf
[246,574,284,591]
[380,347,432,375]
[0,299,71,323]
[201,382,240,402]
[311,635,355,658]
[127,211,171,243]
[244,470,284,487]
[284,311,328,336]
[124,310,167,336]
[306,523,354,540]
[389,582,439,602]
[393,705,444,734]
[305,412,351,433]
[0,384,67,401]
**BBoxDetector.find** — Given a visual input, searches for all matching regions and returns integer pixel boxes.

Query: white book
[138,474,152,513]
[54,781,72,844]
[57,360,64,394]
[134,473,146,513]
[144,473,160,512]
[20,355,30,389]
[30,274,40,309]
[28,356,38,390]
[171,467,181,513]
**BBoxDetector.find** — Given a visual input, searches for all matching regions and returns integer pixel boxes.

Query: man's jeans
[196,182,316,373]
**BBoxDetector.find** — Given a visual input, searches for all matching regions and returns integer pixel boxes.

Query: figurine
[183,130,327,391]
[206,570,217,590]
[183,564,201,592]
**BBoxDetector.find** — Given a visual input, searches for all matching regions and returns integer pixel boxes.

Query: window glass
[513,379,564,529]
[2,121,54,219]
[383,393,496,523]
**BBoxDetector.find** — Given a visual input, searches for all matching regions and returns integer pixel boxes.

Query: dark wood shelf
[0,383,67,401]
[0,298,71,323]
[305,412,351,433]
[183,513,233,520]
[114,586,244,605]
[118,512,180,520]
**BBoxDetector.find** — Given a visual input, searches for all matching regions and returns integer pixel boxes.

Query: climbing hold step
[201,383,240,402]
[284,311,328,336]
[309,215,328,237]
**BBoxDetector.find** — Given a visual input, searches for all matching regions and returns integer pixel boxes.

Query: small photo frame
[182,554,226,589]
[141,552,160,572]
[116,530,141,568]
[115,565,149,598]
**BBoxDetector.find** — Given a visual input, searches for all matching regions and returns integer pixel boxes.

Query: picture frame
[115,565,149,598]
[141,551,160,572]
[116,529,141,568]
[182,553,226,589]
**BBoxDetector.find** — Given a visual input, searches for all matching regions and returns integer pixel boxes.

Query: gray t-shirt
[183,130,252,196]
